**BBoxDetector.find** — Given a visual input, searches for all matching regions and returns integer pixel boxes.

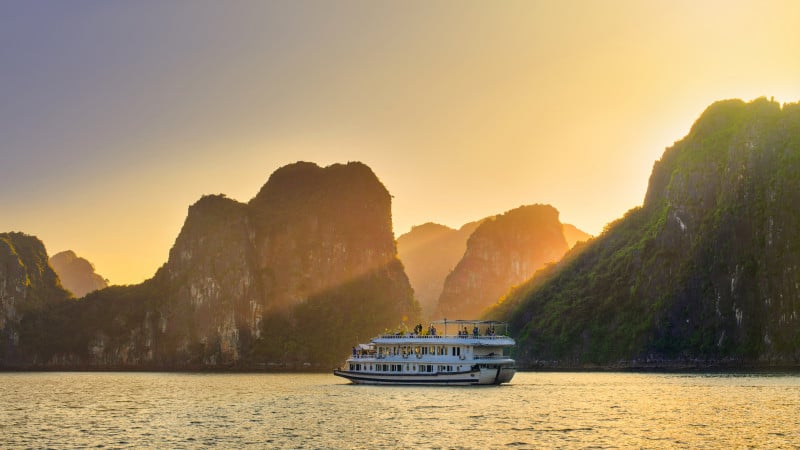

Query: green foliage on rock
[501,98,800,368]
[0,233,71,364]
[1,162,420,370]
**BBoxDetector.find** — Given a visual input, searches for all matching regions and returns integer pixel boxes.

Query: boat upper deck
[372,334,514,346]
[372,320,514,346]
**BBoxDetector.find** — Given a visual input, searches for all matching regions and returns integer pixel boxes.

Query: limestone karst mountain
[0,233,71,365]
[1,162,419,369]
[49,250,108,298]
[435,204,570,320]
[502,98,800,368]
[397,216,591,322]
[398,218,591,321]
[396,221,481,319]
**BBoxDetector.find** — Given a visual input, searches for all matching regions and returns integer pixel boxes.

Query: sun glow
[1,2,799,284]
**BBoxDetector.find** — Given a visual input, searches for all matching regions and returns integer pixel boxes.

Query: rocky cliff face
[49,250,108,298]
[0,233,70,364]
[436,204,569,320]
[4,162,419,369]
[505,98,800,368]
[397,221,481,319]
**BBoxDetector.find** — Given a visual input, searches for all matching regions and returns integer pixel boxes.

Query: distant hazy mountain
[502,98,800,369]
[398,217,589,321]
[2,162,420,369]
[397,221,481,319]
[49,250,108,298]
[562,223,592,248]
[435,204,569,320]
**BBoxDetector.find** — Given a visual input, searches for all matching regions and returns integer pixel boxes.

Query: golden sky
[1,1,799,285]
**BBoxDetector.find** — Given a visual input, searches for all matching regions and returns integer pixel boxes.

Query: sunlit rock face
[0,233,70,364]
[49,250,108,298]
[5,162,418,369]
[248,161,399,310]
[435,204,569,320]
[505,98,800,368]
[397,221,482,320]
[146,161,418,367]
[398,218,589,321]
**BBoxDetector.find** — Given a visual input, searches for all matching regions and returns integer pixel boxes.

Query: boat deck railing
[377,333,510,340]
[473,354,511,360]
[349,353,510,360]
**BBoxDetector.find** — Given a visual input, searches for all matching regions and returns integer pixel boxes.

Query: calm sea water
[0,371,798,448]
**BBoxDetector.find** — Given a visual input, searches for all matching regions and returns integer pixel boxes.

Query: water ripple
[0,372,799,448]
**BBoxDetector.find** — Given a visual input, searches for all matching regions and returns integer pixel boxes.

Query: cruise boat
[333,320,516,385]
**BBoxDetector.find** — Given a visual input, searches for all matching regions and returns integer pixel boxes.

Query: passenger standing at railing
[473,325,479,337]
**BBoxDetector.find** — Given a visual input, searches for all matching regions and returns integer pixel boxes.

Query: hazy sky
[2,1,799,285]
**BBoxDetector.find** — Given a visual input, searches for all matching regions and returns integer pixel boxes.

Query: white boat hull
[334,320,516,386]
[333,366,515,386]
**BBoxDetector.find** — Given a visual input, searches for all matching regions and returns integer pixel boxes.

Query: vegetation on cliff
[0,233,71,364]
[501,98,800,368]
[1,162,419,369]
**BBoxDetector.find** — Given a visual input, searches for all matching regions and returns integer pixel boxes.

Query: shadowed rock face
[0,233,70,364]
[2,162,420,369]
[504,98,800,369]
[435,204,569,320]
[49,251,108,298]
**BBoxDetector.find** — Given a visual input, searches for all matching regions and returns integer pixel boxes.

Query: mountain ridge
[501,97,800,369]
[435,204,569,320]
[1,162,420,369]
